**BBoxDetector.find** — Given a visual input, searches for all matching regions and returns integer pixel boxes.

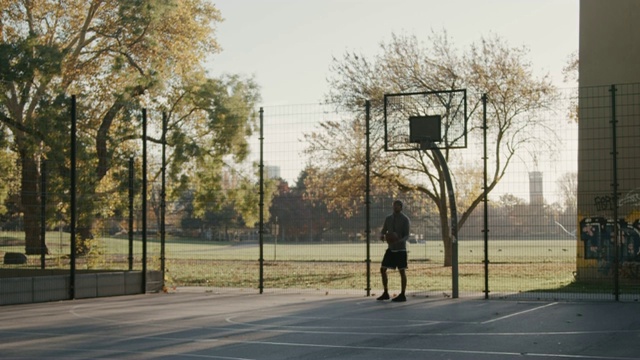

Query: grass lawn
[4,232,636,296]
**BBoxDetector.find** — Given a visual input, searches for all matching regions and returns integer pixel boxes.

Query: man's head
[393,200,403,213]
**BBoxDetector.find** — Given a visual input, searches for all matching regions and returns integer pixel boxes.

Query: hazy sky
[207,0,579,106]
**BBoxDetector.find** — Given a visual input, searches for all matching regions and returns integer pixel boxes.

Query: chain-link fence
[1,84,639,304]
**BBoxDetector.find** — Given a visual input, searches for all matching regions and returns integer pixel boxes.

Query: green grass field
[1,231,590,294]
[160,239,578,293]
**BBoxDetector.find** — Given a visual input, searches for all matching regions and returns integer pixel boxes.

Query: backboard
[409,115,442,144]
[383,89,467,152]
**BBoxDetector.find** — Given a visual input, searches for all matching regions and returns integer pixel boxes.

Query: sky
[205,0,580,194]
[207,0,580,106]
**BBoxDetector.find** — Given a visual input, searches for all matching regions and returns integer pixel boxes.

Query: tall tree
[0,1,261,254]
[307,31,558,266]
[0,145,17,218]
[154,74,263,234]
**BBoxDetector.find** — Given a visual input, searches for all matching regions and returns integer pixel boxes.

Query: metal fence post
[161,112,167,288]
[70,95,77,300]
[142,109,148,293]
[128,157,134,271]
[365,100,371,296]
[609,84,620,301]
[259,107,264,294]
[482,93,489,299]
[40,158,46,270]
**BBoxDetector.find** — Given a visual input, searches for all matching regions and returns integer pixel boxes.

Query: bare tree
[557,172,578,212]
[306,31,559,266]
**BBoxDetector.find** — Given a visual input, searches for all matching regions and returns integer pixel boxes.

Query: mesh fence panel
[1,85,640,302]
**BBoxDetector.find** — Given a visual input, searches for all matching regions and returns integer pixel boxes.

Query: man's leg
[399,269,407,295]
[381,267,388,292]
[392,251,408,302]
[377,267,390,300]
[391,269,407,302]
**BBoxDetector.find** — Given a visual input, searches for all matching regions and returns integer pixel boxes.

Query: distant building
[528,171,543,206]
[265,165,281,180]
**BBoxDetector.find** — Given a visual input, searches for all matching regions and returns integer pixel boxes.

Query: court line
[0,345,255,360]
[198,338,640,360]
[225,315,440,329]
[4,328,639,360]
[237,328,640,337]
[481,302,558,324]
[3,326,640,340]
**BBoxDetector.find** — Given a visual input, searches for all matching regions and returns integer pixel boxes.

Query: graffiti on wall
[580,217,640,276]
[619,188,640,207]
[592,188,640,211]
[593,196,616,211]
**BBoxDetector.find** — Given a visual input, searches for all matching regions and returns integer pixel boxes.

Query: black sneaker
[376,292,390,300]
[391,294,406,302]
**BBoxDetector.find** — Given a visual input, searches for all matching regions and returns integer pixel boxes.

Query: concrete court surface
[0,289,639,360]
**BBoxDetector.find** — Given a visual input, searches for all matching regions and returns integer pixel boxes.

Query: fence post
[142,109,148,293]
[128,157,134,271]
[365,100,371,296]
[609,85,620,301]
[161,112,167,288]
[69,95,77,300]
[40,158,46,270]
[482,93,489,299]
[259,107,265,294]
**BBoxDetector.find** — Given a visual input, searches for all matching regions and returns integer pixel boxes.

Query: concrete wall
[0,271,162,306]
[579,0,640,87]
[577,0,640,280]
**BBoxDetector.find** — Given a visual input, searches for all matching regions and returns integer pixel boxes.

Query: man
[377,200,410,302]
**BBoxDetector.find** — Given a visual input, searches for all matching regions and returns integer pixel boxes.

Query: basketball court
[0,289,638,359]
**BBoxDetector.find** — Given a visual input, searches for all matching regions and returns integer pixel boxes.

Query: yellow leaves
[146,0,222,77]
[3,0,224,90]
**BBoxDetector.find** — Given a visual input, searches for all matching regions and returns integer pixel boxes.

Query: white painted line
[482,302,558,324]
[225,315,439,329]
[211,338,640,360]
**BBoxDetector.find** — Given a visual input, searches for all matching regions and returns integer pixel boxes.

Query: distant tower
[265,165,281,180]
[529,171,544,206]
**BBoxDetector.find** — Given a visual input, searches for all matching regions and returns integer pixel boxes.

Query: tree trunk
[21,152,45,254]
[76,224,93,255]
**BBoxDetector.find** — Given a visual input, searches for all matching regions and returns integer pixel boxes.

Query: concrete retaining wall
[0,271,162,305]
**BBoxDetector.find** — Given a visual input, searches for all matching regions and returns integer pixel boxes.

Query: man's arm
[380,216,390,240]
[400,216,410,242]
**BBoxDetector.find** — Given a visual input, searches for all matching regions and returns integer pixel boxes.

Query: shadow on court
[0,289,638,360]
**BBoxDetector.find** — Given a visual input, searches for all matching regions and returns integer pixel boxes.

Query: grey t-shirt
[381,212,410,251]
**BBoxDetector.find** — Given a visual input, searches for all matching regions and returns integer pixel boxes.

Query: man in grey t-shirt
[377,200,410,302]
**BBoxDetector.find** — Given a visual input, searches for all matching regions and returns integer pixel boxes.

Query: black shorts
[381,249,408,270]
